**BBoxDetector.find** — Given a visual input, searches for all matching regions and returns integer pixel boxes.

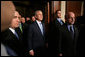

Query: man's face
[57,11,61,18]
[21,17,25,23]
[35,11,43,21]
[32,16,35,21]
[11,11,20,28]
[67,12,75,25]
[26,17,30,21]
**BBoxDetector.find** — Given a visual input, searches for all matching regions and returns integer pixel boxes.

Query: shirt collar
[9,28,16,34]
[68,25,73,27]
[57,18,64,25]
[36,20,42,25]
[67,25,74,32]
[57,18,62,22]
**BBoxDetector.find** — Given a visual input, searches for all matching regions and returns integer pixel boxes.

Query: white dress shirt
[57,18,63,25]
[67,25,74,33]
[36,20,43,35]
[9,28,19,39]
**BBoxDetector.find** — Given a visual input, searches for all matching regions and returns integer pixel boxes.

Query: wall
[67,1,83,17]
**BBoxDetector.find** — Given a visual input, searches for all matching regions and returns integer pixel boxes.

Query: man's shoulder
[60,23,67,30]
[73,25,78,31]
[28,21,36,28]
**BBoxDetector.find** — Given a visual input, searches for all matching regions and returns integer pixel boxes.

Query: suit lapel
[73,26,78,41]
[55,19,64,26]
[15,27,23,40]
[64,24,70,33]
[34,21,44,36]
[42,22,45,35]
[64,24,74,39]
[64,24,78,41]
[55,19,61,27]
[8,29,19,40]
[9,29,23,41]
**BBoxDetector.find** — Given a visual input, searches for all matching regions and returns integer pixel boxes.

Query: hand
[29,50,34,56]
[59,53,63,56]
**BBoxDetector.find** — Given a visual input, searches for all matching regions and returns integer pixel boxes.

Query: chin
[72,22,75,25]
[70,23,74,25]
[16,25,19,28]
[39,20,42,21]
[41,19,43,21]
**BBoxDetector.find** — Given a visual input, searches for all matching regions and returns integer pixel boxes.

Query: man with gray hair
[27,10,46,56]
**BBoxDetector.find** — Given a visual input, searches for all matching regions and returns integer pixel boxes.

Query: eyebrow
[13,16,17,18]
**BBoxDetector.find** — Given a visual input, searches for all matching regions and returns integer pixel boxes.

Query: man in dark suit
[1,11,25,56]
[58,12,79,56]
[27,10,46,56]
[49,10,64,56]
[1,1,15,56]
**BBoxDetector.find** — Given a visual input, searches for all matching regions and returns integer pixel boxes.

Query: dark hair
[55,10,61,14]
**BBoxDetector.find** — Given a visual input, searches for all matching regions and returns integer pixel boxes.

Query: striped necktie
[15,31,19,40]
[70,26,74,39]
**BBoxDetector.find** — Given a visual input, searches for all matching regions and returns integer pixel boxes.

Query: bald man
[58,12,79,56]
[1,1,16,56]
[1,1,15,31]
[1,11,25,56]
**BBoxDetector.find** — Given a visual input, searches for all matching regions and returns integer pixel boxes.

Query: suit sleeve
[58,28,63,53]
[27,24,33,51]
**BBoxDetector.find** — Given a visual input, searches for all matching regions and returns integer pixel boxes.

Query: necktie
[15,31,19,40]
[19,24,23,33]
[60,20,63,25]
[39,23,43,35]
[70,26,74,39]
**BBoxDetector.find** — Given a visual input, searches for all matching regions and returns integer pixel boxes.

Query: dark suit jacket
[54,18,64,28]
[50,18,64,38]
[27,21,45,51]
[21,23,30,50]
[49,19,64,55]
[1,29,25,56]
[15,24,30,56]
[52,19,64,40]
[59,23,79,56]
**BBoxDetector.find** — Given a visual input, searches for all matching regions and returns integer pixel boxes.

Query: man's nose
[17,18,20,22]
[71,18,74,21]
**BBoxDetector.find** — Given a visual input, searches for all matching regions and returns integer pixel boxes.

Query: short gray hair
[35,10,42,16]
